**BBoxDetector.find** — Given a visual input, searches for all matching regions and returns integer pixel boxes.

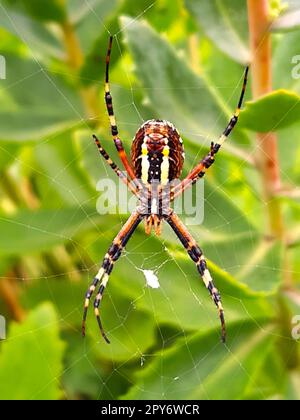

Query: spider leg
[82,211,143,343]
[165,211,226,343]
[104,36,136,181]
[93,135,140,197]
[172,66,249,201]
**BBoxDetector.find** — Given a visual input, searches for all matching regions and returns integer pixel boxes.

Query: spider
[82,36,249,344]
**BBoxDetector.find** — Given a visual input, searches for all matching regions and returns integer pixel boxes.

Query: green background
[0,0,300,400]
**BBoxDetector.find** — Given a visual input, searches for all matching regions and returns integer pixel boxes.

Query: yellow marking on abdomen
[141,141,149,184]
[161,145,170,185]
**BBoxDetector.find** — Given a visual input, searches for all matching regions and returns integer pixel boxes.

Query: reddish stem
[247,0,284,238]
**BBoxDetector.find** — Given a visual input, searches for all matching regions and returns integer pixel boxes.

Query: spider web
[0,0,298,401]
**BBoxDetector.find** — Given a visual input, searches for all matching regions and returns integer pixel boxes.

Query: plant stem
[188,34,200,73]
[0,169,23,208]
[62,21,84,70]
[248,1,299,370]
[247,0,284,239]
[0,169,40,212]
[277,296,299,370]
[61,20,101,121]
[0,275,25,322]
[20,177,40,210]
[43,245,81,282]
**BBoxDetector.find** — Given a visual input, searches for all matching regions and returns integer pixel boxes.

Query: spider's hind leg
[82,211,143,343]
[82,266,107,340]
[165,211,226,343]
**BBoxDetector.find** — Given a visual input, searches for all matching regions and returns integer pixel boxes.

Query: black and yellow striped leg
[93,135,140,197]
[82,275,100,337]
[165,211,226,343]
[171,66,249,201]
[104,36,136,180]
[213,66,249,153]
[82,212,143,343]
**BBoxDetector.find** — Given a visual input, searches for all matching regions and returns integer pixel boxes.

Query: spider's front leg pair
[104,35,136,182]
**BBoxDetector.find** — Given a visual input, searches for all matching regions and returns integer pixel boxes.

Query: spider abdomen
[131,119,184,185]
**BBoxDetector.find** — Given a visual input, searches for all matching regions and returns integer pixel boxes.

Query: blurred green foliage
[0,0,300,400]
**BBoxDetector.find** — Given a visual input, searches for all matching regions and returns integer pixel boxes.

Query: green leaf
[234,239,283,293]
[70,0,119,53]
[284,372,300,400]
[146,0,183,33]
[137,255,274,332]
[111,230,274,333]
[177,183,282,293]
[164,181,282,293]
[34,130,95,206]
[273,31,300,175]
[88,298,157,363]
[275,123,300,181]
[122,321,275,400]
[62,331,130,399]
[199,181,256,235]
[4,0,66,23]
[21,276,157,363]
[0,207,103,256]
[200,234,283,293]
[74,128,110,185]
[121,16,249,150]
[239,90,300,132]
[185,0,250,64]
[0,54,84,142]
[242,342,285,399]
[79,0,153,86]
[273,31,300,93]
[68,0,116,25]
[0,111,83,142]
[199,37,247,108]
[62,332,105,400]
[0,142,21,170]
[0,257,11,278]
[0,303,65,400]
[272,8,300,32]
[0,9,63,57]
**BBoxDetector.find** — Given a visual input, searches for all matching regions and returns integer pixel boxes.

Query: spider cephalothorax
[82,36,249,345]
